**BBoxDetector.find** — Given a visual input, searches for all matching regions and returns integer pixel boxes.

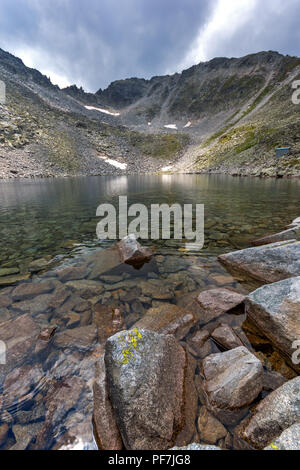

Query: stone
[117,234,153,269]
[196,288,245,322]
[288,217,300,228]
[39,327,57,342]
[197,407,227,445]
[171,443,221,450]
[263,370,287,392]
[0,273,31,287]
[0,295,11,309]
[211,324,244,350]
[245,276,300,371]
[35,376,85,449]
[0,314,40,373]
[88,247,122,280]
[0,267,20,277]
[174,352,198,447]
[93,354,123,450]
[140,279,174,300]
[100,275,124,284]
[187,329,210,356]
[54,325,97,351]
[12,280,55,301]
[3,365,44,409]
[93,304,125,343]
[66,312,81,329]
[0,423,9,446]
[57,265,87,282]
[252,227,300,247]
[134,304,197,340]
[218,240,300,283]
[28,258,51,273]
[11,422,43,450]
[241,377,300,449]
[105,329,186,450]
[264,424,300,450]
[66,280,104,299]
[201,347,263,425]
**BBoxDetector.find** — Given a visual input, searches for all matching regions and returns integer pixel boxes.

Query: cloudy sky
[0,0,299,92]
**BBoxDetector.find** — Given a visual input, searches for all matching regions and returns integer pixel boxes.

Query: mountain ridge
[0,47,300,178]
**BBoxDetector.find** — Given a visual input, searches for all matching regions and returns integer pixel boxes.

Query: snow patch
[99,156,127,170]
[184,121,192,128]
[85,105,120,116]
[161,166,173,172]
[164,124,177,130]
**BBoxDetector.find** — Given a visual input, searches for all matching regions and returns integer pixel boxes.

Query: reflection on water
[0,174,300,275]
[0,174,299,450]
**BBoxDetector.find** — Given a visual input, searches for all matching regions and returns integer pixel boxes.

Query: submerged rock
[197,407,227,445]
[12,280,55,301]
[93,304,125,343]
[245,276,300,371]
[218,240,300,283]
[201,347,263,425]
[53,325,98,351]
[241,377,300,449]
[0,314,40,373]
[105,329,186,450]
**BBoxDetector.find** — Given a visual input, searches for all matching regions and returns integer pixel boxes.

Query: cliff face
[1,48,300,178]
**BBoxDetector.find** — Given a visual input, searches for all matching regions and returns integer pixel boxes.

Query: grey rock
[117,234,153,268]
[264,424,300,450]
[134,303,197,340]
[93,354,123,450]
[218,240,300,283]
[252,227,300,247]
[105,329,186,450]
[196,288,245,324]
[245,276,300,371]
[241,377,300,449]
[211,323,244,350]
[201,347,263,425]
[171,443,221,450]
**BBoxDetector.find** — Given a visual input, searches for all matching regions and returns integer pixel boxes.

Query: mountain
[1,48,300,178]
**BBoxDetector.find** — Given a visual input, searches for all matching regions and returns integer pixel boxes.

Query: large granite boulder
[201,347,263,425]
[218,240,300,283]
[264,424,300,450]
[241,377,300,449]
[245,277,300,372]
[104,329,186,450]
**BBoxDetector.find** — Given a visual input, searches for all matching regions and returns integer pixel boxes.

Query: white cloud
[9,46,71,88]
[180,0,258,69]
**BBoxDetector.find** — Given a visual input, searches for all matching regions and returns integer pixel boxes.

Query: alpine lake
[0,174,299,450]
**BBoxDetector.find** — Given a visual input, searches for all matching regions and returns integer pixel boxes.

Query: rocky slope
[1,48,300,178]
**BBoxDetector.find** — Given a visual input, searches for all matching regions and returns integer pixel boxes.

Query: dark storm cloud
[0,0,299,92]
[0,0,213,91]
